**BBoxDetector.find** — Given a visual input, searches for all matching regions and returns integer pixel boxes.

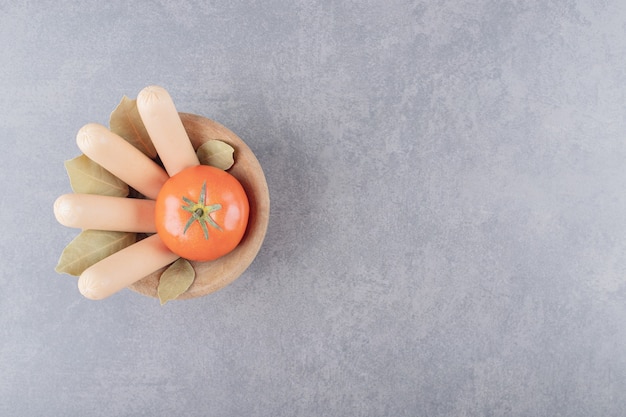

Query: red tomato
[155,165,249,261]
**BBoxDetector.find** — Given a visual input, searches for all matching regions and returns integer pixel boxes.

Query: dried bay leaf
[197,140,235,170]
[158,258,195,305]
[55,230,137,276]
[109,95,157,158]
[65,155,129,197]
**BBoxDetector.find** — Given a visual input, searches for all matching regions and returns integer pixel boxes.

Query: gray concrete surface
[2,1,626,415]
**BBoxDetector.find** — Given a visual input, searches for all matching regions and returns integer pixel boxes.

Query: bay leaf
[65,154,129,197]
[157,258,195,305]
[196,140,235,170]
[109,95,157,158]
[55,230,137,276]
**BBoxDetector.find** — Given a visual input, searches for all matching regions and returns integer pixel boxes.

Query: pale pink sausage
[54,194,156,233]
[136,85,199,176]
[78,235,179,300]
[76,123,169,200]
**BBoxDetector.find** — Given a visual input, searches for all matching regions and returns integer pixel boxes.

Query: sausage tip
[137,85,169,108]
[53,195,73,227]
[78,271,103,300]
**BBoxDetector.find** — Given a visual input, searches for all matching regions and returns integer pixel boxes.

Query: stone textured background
[2,1,626,415]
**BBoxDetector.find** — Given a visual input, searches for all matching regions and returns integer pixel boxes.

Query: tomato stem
[181,181,222,239]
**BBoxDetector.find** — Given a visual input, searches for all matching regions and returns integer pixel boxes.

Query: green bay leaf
[55,230,137,276]
[196,140,235,170]
[64,154,129,197]
[109,95,157,158]
[158,258,195,305]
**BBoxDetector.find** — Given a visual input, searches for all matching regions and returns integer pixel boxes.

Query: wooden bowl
[128,113,270,299]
